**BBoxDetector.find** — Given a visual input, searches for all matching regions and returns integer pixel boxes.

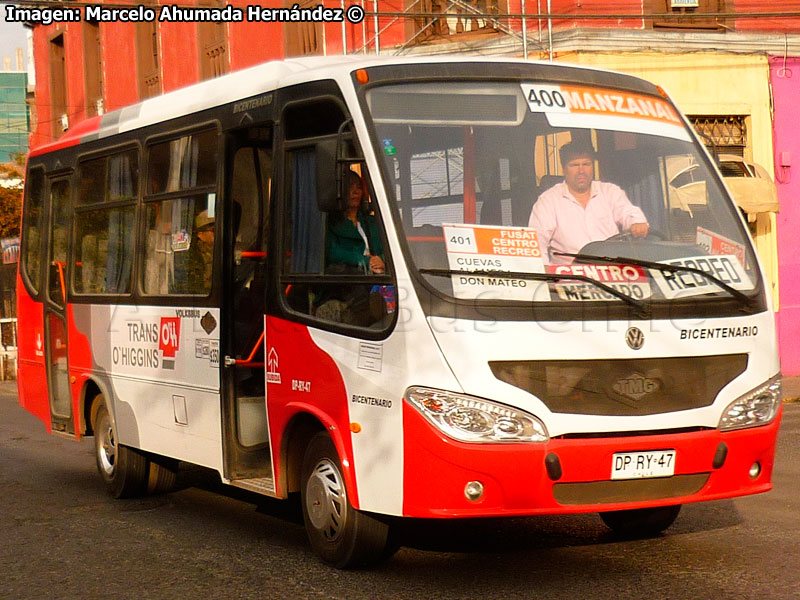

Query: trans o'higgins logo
[159,317,181,370]
[625,327,645,350]
[612,373,660,402]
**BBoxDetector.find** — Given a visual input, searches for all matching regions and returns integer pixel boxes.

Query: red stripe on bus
[28,115,103,158]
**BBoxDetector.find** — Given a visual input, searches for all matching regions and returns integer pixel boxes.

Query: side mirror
[316,138,344,212]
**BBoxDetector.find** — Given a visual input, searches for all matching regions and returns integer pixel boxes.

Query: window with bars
[688,115,747,156]
[83,20,103,117]
[284,0,322,56]
[136,22,161,99]
[409,0,508,45]
[49,33,67,138]
[648,0,730,30]
[197,2,228,80]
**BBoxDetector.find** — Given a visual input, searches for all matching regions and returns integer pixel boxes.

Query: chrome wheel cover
[97,417,117,477]
[305,458,348,542]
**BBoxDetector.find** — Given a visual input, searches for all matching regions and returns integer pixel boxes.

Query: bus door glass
[222,126,273,481]
[44,178,73,431]
[17,167,48,419]
[280,103,393,328]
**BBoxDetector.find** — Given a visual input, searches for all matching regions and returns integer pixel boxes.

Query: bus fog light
[464,480,484,502]
[718,376,782,431]
[749,462,761,479]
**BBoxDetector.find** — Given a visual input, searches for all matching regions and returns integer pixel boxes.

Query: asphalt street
[2,381,799,600]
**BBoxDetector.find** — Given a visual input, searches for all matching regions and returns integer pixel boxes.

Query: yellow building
[561,52,780,307]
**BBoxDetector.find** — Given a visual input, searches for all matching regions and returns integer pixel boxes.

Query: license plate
[611,450,676,480]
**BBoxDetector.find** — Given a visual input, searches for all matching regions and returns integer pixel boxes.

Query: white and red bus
[18,56,782,568]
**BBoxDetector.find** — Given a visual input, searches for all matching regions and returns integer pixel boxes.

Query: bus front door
[221,129,273,488]
[43,178,73,434]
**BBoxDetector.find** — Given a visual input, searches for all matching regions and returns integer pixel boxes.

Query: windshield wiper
[418,268,650,316]
[553,251,755,309]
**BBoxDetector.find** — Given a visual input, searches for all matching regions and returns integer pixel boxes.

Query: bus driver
[528,141,649,264]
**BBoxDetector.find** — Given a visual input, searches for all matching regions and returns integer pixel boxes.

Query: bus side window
[73,149,137,295]
[142,130,219,296]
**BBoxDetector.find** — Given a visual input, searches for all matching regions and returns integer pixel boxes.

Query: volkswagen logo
[625,327,645,350]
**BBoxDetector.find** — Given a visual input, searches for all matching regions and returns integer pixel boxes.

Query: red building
[27,0,407,149]
[27,1,800,150]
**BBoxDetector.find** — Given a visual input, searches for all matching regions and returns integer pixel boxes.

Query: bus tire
[147,456,179,495]
[93,399,149,499]
[599,504,681,537]
[300,432,393,568]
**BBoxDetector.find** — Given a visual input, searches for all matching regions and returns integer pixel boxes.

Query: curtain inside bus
[289,150,324,274]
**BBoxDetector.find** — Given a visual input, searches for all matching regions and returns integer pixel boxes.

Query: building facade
[0,71,29,162]
[23,0,800,372]
[769,57,800,375]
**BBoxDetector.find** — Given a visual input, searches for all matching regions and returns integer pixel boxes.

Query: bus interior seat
[539,175,562,192]
[669,208,692,241]
[668,204,718,244]
[479,196,503,225]
[511,187,539,227]
[286,283,313,316]
[406,224,447,271]
[510,177,559,227]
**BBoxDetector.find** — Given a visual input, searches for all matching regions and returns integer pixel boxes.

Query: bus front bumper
[401,402,782,518]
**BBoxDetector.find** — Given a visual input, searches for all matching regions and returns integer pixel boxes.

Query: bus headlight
[405,386,548,443]
[718,375,782,431]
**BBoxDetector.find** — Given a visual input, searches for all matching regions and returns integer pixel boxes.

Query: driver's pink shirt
[528,181,648,264]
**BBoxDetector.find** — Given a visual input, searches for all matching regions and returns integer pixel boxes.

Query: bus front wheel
[300,432,393,568]
[92,399,149,499]
[599,504,681,537]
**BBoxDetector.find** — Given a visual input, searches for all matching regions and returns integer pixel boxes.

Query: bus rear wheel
[599,504,682,537]
[300,432,393,568]
[92,399,149,499]
[147,456,178,495]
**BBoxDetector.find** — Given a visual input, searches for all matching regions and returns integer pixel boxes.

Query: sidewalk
[784,375,800,402]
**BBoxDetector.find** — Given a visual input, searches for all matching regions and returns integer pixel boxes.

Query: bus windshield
[366,80,760,308]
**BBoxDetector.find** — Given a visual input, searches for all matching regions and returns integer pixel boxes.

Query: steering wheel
[604,229,667,242]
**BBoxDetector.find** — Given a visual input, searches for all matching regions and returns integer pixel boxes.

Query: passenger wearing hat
[195,209,215,231]
[528,140,649,264]
[187,209,215,290]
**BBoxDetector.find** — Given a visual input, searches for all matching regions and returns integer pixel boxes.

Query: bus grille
[489,354,747,416]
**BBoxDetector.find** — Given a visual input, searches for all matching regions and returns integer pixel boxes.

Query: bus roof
[28,55,649,158]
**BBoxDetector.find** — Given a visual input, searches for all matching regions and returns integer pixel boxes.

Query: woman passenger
[326,171,385,274]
